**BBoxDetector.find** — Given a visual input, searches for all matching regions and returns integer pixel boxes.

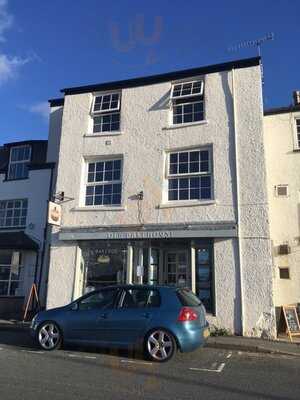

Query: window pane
[112,194,121,205]
[86,186,94,196]
[179,190,189,200]
[94,196,103,205]
[79,289,118,311]
[168,190,178,201]
[169,179,178,190]
[179,163,188,174]
[122,289,160,309]
[95,185,103,195]
[85,196,93,206]
[179,152,188,162]
[201,188,211,199]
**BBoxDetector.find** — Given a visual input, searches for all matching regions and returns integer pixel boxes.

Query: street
[0,330,299,400]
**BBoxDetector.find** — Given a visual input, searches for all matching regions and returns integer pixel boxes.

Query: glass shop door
[133,246,159,285]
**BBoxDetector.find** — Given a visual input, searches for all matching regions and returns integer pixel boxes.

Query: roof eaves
[61,57,261,96]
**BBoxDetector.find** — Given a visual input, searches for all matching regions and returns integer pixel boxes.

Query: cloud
[27,101,49,120]
[0,1,36,85]
[0,54,31,84]
[0,0,13,42]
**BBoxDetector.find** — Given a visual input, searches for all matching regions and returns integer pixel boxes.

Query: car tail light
[178,307,198,322]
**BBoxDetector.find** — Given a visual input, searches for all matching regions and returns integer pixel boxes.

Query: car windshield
[176,288,201,306]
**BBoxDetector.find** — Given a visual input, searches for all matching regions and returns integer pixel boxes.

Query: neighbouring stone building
[264,91,300,325]
[0,140,54,318]
[45,57,277,338]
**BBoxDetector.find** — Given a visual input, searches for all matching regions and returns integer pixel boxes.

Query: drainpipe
[231,68,245,336]
[37,164,55,303]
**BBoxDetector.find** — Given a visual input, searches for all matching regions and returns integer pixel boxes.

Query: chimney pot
[293,91,300,106]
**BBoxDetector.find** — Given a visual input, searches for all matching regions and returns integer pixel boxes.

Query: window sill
[293,148,300,152]
[71,206,126,212]
[84,132,123,138]
[162,120,209,130]
[157,200,216,209]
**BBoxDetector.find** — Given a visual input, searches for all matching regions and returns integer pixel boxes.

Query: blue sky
[0,0,299,144]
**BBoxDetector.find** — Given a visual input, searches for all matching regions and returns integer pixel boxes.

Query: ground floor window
[0,250,23,296]
[79,239,214,314]
[81,243,127,291]
[195,245,213,313]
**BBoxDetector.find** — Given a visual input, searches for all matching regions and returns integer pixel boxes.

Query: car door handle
[142,313,151,319]
[98,313,108,320]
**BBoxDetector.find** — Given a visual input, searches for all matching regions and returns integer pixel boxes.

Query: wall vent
[278,244,291,255]
[275,185,288,197]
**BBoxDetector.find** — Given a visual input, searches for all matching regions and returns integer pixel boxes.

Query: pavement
[1,319,300,357]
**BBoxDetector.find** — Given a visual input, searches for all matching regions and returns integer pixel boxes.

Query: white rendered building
[46,57,276,338]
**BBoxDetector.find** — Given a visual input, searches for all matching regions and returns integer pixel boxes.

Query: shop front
[79,239,214,312]
[59,223,237,314]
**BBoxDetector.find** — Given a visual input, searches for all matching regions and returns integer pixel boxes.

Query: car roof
[92,284,178,292]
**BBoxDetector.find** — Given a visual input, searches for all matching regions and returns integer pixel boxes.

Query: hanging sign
[282,305,300,342]
[48,201,62,226]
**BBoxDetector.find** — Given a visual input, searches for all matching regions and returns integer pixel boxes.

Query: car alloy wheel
[146,329,176,362]
[38,322,62,350]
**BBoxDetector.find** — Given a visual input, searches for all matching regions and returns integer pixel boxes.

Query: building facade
[46,57,276,338]
[0,140,54,318]
[264,92,300,321]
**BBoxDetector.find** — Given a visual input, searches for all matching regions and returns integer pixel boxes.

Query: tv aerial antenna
[228,32,274,84]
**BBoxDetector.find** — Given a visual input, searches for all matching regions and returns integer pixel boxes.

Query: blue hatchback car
[30,285,209,362]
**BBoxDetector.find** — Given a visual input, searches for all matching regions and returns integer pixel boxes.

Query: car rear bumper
[176,323,209,353]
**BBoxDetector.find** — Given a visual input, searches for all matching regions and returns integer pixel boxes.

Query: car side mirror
[71,302,79,311]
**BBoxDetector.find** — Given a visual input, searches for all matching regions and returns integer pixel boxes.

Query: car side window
[78,289,118,311]
[121,289,160,309]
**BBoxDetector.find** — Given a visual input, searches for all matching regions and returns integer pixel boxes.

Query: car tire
[145,329,177,362]
[37,321,62,351]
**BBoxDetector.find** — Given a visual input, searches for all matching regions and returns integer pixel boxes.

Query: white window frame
[0,199,28,228]
[0,250,23,296]
[90,92,121,135]
[275,184,289,197]
[91,92,121,115]
[170,80,204,99]
[84,158,123,207]
[165,147,213,202]
[294,117,300,150]
[8,145,31,180]
[170,79,205,126]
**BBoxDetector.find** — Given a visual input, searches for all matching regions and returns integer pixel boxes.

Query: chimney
[293,91,300,106]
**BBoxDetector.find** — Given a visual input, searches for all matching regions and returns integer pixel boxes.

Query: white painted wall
[47,64,276,337]
[264,111,300,307]
[0,168,52,302]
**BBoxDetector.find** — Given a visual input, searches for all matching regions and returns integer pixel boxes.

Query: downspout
[37,164,55,302]
[231,68,245,336]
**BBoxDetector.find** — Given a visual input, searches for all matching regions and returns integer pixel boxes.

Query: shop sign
[48,201,62,226]
[106,231,173,240]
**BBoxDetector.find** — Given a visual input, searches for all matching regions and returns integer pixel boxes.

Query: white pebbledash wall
[264,110,300,308]
[46,64,276,338]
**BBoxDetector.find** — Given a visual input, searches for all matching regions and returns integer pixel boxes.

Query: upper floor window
[171,80,204,125]
[167,148,212,201]
[85,159,122,206]
[91,92,121,134]
[296,118,300,149]
[0,199,28,228]
[8,145,31,180]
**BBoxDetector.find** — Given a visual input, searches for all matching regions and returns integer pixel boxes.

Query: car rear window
[176,289,202,307]
[121,289,161,309]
